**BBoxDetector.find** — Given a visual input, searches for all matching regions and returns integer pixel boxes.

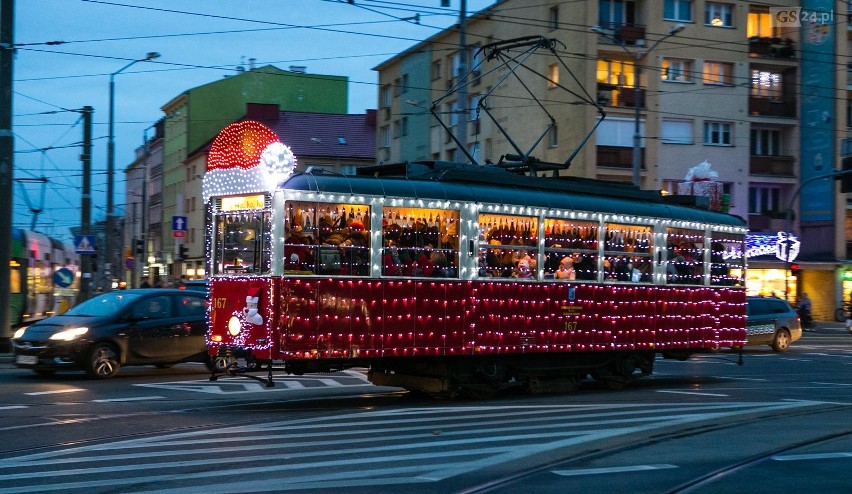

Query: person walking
[797,293,813,331]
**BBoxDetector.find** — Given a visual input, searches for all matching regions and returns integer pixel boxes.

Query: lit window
[705,2,733,27]
[548,63,559,89]
[703,61,734,85]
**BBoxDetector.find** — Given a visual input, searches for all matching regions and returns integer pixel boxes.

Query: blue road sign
[172,215,187,231]
[74,235,96,254]
[53,268,74,288]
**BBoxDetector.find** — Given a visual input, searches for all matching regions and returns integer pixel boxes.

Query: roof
[282,162,747,228]
[267,111,376,160]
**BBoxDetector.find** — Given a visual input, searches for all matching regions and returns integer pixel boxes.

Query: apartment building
[374,0,849,318]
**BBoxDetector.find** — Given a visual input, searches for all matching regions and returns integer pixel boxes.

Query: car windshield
[64,292,145,317]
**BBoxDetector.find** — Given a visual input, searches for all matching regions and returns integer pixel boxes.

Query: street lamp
[591,24,685,188]
[106,51,159,289]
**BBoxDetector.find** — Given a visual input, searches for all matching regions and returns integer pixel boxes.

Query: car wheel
[772,328,791,353]
[86,343,121,379]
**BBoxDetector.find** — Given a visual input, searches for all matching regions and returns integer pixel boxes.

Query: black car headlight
[49,327,90,341]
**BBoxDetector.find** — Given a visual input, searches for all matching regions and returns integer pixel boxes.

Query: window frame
[703,121,733,146]
[664,0,693,22]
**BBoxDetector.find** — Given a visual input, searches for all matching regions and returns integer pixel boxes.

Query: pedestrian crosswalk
[0,400,829,493]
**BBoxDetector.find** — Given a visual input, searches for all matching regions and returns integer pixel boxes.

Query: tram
[203,121,747,396]
[10,228,79,327]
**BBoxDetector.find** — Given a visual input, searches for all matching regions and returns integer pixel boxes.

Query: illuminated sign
[222,195,266,212]
[725,232,800,262]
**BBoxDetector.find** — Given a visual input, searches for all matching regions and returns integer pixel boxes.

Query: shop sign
[726,232,800,262]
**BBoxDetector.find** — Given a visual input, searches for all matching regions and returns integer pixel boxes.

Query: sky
[11,0,494,243]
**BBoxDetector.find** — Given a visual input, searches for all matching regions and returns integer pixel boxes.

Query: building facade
[374,0,850,319]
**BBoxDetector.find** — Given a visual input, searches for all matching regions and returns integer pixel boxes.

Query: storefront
[743,232,798,300]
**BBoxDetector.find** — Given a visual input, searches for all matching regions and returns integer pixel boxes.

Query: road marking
[24,388,84,396]
[552,464,678,476]
[0,401,830,493]
[0,406,27,410]
[773,452,852,461]
[134,371,373,395]
[656,390,729,397]
[91,396,166,403]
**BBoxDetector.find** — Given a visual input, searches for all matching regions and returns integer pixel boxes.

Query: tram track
[454,402,852,494]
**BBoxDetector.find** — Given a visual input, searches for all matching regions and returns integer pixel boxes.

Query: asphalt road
[0,323,849,494]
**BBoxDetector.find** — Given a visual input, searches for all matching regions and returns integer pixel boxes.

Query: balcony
[749,96,796,118]
[749,155,795,176]
[596,145,644,169]
[597,83,644,108]
[596,22,646,46]
[748,37,796,59]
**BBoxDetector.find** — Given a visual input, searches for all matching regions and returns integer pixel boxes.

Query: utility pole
[456,0,468,162]
[79,106,93,302]
[0,0,14,346]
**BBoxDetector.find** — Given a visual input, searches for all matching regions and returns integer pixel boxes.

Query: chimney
[289,65,307,74]
[248,58,256,70]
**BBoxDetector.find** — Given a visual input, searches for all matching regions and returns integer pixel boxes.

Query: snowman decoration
[242,287,264,326]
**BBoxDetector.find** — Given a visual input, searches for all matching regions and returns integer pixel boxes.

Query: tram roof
[282,161,745,228]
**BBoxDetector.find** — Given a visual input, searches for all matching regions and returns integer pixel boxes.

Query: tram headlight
[228,316,242,337]
[12,327,27,339]
[49,327,89,341]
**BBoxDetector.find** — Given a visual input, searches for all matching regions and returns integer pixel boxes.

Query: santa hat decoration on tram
[246,286,262,305]
[202,120,298,203]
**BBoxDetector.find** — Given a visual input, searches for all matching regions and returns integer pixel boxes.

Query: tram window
[667,227,705,284]
[213,212,272,275]
[543,219,599,280]
[602,223,653,282]
[478,213,537,279]
[381,207,459,278]
[711,232,745,286]
[284,201,371,276]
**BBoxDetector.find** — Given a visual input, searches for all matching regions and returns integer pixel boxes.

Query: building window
[549,6,559,31]
[393,120,401,139]
[380,125,390,148]
[597,117,638,147]
[751,70,782,100]
[380,85,392,109]
[470,43,483,77]
[703,121,732,146]
[661,58,692,82]
[597,59,635,87]
[664,0,692,22]
[549,125,558,147]
[703,61,734,85]
[750,129,781,156]
[401,73,409,94]
[705,2,733,27]
[431,60,442,81]
[401,116,408,137]
[547,63,559,89]
[747,7,778,38]
[749,186,781,214]
[393,77,401,96]
[661,119,693,144]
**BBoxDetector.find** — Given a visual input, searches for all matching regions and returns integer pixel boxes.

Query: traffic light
[839,157,852,193]
[134,239,144,255]
[178,244,188,260]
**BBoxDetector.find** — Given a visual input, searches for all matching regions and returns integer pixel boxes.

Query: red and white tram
[203,121,747,396]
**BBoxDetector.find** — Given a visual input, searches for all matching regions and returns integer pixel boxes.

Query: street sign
[74,235,96,254]
[53,268,74,288]
[172,215,187,238]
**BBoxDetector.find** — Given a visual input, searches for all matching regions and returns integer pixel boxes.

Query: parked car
[181,279,208,293]
[745,296,802,352]
[12,289,211,378]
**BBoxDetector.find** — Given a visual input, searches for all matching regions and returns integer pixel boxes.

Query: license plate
[15,355,38,365]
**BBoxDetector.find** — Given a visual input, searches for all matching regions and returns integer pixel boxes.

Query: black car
[12,289,211,378]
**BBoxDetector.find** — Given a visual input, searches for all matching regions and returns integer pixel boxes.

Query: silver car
[745,296,802,352]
